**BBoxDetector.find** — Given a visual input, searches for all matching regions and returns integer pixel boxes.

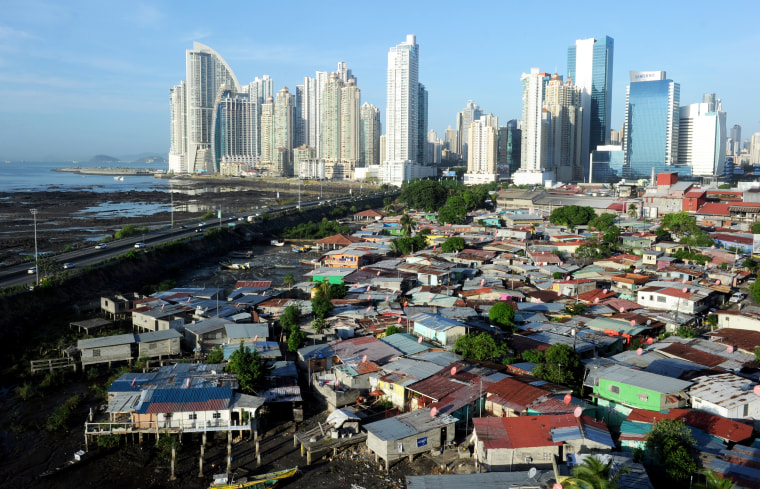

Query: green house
[306,267,354,285]
[590,365,692,412]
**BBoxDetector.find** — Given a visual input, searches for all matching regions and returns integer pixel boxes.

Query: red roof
[607,202,626,211]
[707,328,760,353]
[577,288,617,304]
[697,202,731,216]
[354,209,385,217]
[473,414,607,449]
[485,377,549,411]
[658,287,693,299]
[626,408,752,442]
[659,343,727,367]
[684,190,706,198]
[315,234,362,245]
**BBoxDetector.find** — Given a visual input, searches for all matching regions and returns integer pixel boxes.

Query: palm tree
[628,203,638,219]
[400,212,415,238]
[693,470,735,489]
[283,273,295,290]
[562,456,628,489]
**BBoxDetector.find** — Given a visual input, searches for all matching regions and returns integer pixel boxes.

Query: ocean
[0,161,169,193]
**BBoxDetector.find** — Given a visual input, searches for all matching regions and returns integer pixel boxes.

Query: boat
[40,450,87,478]
[209,466,298,489]
[291,245,311,253]
[219,261,251,270]
[113,176,124,181]
[274,264,296,269]
[299,259,320,266]
[270,240,285,247]
[230,250,254,258]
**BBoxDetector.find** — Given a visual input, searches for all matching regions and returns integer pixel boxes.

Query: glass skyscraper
[623,71,687,179]
[567,36,614,180]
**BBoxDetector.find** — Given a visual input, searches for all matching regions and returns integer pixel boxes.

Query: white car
[729,293,745,304]
[95,243,107,250]
[134,242,146,249]
[63,262,76,269]
[27,267,36,274]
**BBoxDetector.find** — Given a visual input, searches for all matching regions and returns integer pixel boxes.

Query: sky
[1,0,759,162]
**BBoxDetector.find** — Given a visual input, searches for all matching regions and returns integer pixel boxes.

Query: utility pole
[31,208,39,286]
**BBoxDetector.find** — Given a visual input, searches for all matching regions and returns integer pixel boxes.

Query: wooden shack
[78,333,135,367]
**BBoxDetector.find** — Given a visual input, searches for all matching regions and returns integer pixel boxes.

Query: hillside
[89,154,119,163]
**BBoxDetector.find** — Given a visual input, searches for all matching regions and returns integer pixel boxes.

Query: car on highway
[134,242,146,249]
[27,267,36,274]
[95,243,107,250]
[63,262,76,269]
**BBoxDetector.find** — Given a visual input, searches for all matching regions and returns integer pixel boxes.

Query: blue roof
[381,333,434,355]
[410,313,464,332]
[135,386,232,414]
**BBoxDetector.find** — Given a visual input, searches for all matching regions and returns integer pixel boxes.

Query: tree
[750,280,760,303]
[645,418,698,481]
[438,196,468,224]
[549,205,596,229]
[283,273,295,289]
[206,346,224,364]
[400,212,416,238]
[488,302,515,331]
[226,341,272,394]
[564,303,588,316]
[384,325,400,336]
[454,333,509,362]
[693,470,736,489]
[311,295,333,321]
[522,349,544,364]
[532,343,581,387]
[563,455,629,489]
[588,213,617,232]
[287,327,307,353]
[280,304,301,332]
[628,203,638,219]
[602,226,621,246]
[441,237,466,253]
[752,222,760,234]
[398,179,448,212]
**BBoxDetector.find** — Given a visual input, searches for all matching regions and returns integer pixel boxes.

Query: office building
[513,68,553,186]
[360,103,381,167]
[567,36,614,178]
[589,145,624,183]
[427,130,442,166]
[418,83,428,164]
[444,126,457,154]
[544,73,583,182]
[211,88,257,171]
[677,101,726,176]
[498,125,521,177]
[456,100,483,160]
[386,35,419,163]
[623,71,684,180]
[170,42,240,174]
[464,114,498,184]
[731,125,742,155]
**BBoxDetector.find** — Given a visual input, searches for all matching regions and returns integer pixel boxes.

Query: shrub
[15,382,37,401]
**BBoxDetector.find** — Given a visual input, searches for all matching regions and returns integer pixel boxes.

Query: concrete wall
[137,338,181,359]
[477,441,558,471]
[367,422,455,463]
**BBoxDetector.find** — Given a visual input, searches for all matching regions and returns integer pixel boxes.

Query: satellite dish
[528,467,537,479]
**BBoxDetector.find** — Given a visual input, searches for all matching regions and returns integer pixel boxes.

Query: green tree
[206,346,224,364]
[693,470,736,489]
[549,205,596,229]
[400,212,416,238]
[399,179,448,211]
[563,455,629,489]
[488,302,515,331]
[287,327,307,353]
[280,304,301,332]
[441,237,466,253]
[750,279,760,303]
[283,273,295,289]
[522,349,544,364]
[553,271,564,280]
[645,418,698,481]
[532,343,581,387]
[454,333,509,362]
[752,222,760,234]
[717,184,732,190]
[437,196,468,224]
[628,203,638,219]
[575,238,612,260]
[588,213,617,232]
[564,303,588,316]
[384,325,400,336]
[226,341,271,394]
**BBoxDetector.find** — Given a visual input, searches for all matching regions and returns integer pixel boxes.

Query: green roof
[585,317,650,336]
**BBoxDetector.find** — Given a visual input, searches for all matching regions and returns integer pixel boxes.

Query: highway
[0,191,395,290]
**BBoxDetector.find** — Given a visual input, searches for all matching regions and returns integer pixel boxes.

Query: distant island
[87,154,167,164]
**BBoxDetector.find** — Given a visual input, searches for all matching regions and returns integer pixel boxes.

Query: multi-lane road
[0,191,394,290]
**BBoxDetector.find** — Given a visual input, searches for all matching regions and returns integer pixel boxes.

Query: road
[0,191,395,290]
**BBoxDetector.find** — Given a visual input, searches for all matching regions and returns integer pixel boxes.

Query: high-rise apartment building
[321,74,343,161]
[273,87,296,175]
[731,125,742,155]
[544,74,583,182]
[386,35,419,163]
[169,81,186,172]
[444,126,457,154]
[243,75,273,161]
[677,100,726,176]
[567,36,614,178]
[360,103,381,167]
[170,42,240,174]
[464,114,498,184]
[418,83,428,164]
[623,71,683,179]
[320,72,361,170]
[750,132,760,165]
[456,100,483,160]
[427,130,442,166]
[211,88,257,171]
[340,80,361,164]
[513,68,552,186]
[260,96,275,166]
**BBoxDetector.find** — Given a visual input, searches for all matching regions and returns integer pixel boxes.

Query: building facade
[513,68,553,186]
[677,102,726,176]
[386,35,419,164]
[465,115,498,184]
[360,103,381,167]
[544,73,583,182]
[456,100,483,160]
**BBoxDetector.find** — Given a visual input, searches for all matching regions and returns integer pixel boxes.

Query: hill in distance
[87,153,168,164]
[89,154,119,163]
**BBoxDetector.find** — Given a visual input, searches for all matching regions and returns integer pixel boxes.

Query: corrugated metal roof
[595,364,693,393]
[409,313,465,332]
[379,358,441,382]
[689,373,757,410]
[380,333,434,355]
[138,386,232,414]
[135,329,182,343]
[331,336,402,364]
[225,323,268,340]
[77,333,135,349]
[262,386,302,403]
[364,408,458,441]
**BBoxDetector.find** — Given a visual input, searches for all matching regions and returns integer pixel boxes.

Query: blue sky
[1,0,758,162]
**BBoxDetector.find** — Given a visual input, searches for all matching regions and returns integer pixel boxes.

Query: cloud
[0,25,39,41]
[182,30,212,43]
[126,3,164,27]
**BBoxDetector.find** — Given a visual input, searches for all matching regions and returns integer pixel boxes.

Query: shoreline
[53,167,162,176]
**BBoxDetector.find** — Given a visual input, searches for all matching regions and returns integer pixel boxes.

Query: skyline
[1,0,759,161]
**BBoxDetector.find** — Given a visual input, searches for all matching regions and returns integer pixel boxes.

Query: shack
[78,333,135,367]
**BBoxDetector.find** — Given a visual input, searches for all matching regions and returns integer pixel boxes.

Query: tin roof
[380,332,435,355]
[137,386,232,414]
[473,414,612,450]
[225,323,268,340]
[626,407,752,442]
[135,329,182,343]
[330,335,402,364]
[364,408,458,441]
[593,364,693,393]
[78,333,135,349]
[689,373,758,410]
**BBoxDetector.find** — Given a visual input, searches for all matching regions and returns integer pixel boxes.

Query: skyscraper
[169,81,186,173]
[170,42,240,174]
[273,87,296,174]
[731,125,742,155]
[444,126,457,154]
[677,98,726,176]
[567,36,614,179]
[513,68,552,186]
[386,35,419,163]
[464,114,498,184]
[321,73,343,161]
[456,100,483,160]
[244,75,273,161]
[417,83,428,164]
[623,71,683,179]
[544,73,583,182]
[360,103,381,167]
[750,133,760,165]
[260,96,275,165]
[340,79,361,164]
[211,88,257,171]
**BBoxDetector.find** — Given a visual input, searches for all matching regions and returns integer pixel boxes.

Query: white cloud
[0,25,39,41]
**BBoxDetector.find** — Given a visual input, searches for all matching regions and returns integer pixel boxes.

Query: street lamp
[31,209,39,286]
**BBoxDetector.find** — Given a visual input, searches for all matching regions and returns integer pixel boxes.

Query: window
[609,385,620,394]
[649,295,653,301]
[165,413,172,419]
[743,404,749,417]
[149,343,157,350]
[638,393,649,402]
[188,413,197,420]
[93,349,101,357]
[657,296,666,303]
[213,412,221,419]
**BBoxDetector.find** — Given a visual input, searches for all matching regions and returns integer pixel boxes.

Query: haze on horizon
[1,0,758,162]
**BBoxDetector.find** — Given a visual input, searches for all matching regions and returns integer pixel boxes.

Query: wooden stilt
[170,445,176,481]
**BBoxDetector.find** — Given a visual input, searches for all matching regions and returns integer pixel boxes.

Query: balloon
[603,289,608,294]
[418,336,423,344]
[754,385,760,396]
[637,348,643,356]
[430,407,437,417]
[647,337,654,345]
[594,297,600,304]
[397,317,402,324]
[563,394,571,405]
[566,275,571,281]
[253,335,258,343]
[682,287,688,293]
[450,366,457,376]
[362,355,367,363]
[574,406,582,418]
[366,286,371,292]
[554,484,563,489]
[366,306,371,312]
[630,320,636,326]
[727,345,734,353]
[682,278,687,284]
[716,280,721,285]
[619,307,625,313]
[377,271,381,276]
[480,279,485,287]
